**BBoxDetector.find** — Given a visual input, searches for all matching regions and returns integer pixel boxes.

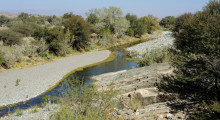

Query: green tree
[10,24,34,37]
[132,14,160,37]
[44,27,69,55]
[159,16,176,28]
[0,15,10,26]
[114,17,130,37]
[0,29,23,46]
[63,16,91,50]
[90,6,130,37]
[138,15,160,34]
[18,12,36,23]
[158,0,220,119]
[125,13,138,36]
[87,13,99,24]
[33,25,46,40]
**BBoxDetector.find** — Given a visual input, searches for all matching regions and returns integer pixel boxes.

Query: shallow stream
[0,47,138,117]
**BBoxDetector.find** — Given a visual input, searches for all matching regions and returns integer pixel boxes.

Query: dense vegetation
[51,78,120,120]
[0,6,160,69]
[157,0,220,119]
[159,16,176,29]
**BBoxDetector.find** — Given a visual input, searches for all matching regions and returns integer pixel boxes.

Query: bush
[44,27,70,55]
[97,30,114,47]
[10,24,34,37]
[138,47,171,67]
[64,16,91,50]
[0,29,23,46]
[190,101,220,120]
[36,38,49,57]
[174,4,220,55]
[51,77,118,120]
[125,13,138,37]
[129,98,142,110]
[50,39,70,56]
[21,42,37,57]
[158,1,220,119]
[0,50,3,65]
[159,16,176,28]
[0,45,24,68]
[33,26,46,40]
[0,15,10,26]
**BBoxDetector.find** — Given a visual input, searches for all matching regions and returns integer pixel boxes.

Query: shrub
[64,16,91,50]
[138,47,171,67]
[129,98,142,110]
[44,27,70,55]
[51,77,119,120]
[0,45,24,68]
[159,16,176,28]
[0,29,23,46]
[33,26,46,40]
[137,15,160,35]
[15,109,23,116]
[158,1,220,119]
[0,50,3,65]
[125,13,138,37]
[36,38,49,57]
[21,42,37,57]
[97,30,114,47]
[15,79,21,86]
[0,15,10,26]
[87,13,99,24]
[50,39,70,56]
[191,101,220,120]
[10,24,34,37]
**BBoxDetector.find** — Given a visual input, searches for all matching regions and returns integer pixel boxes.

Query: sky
[0,0,209,18]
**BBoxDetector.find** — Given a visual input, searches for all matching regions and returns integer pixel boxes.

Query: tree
[159,16,176,28]
[18,12,36,23]
[131,14,160,37]
[63,12,81,19]
[158,0,220,119]
[10,24,34,37]
[125,13,138,36]
[138,15,160,34]
[33,25,46,40]
[114,17,130,37]
[90,6,130,37]
[0,29,23,46]
[43,27,70,55]
[0,15,10,26]
[87,13,99,24]
[63,16,91,50]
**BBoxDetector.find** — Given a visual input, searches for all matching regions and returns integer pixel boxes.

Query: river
[0,47,138,117]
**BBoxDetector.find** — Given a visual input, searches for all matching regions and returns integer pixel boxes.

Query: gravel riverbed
[0,50,111,107]
[127,31,174,54]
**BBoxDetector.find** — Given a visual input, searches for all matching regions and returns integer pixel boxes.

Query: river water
[0,47,138,117]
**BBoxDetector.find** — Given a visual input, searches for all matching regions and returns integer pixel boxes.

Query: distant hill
[0,11,18,18]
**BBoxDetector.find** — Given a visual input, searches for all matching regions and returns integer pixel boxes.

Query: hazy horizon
[1,0,209,18]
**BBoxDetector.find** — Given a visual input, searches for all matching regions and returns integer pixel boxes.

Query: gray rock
[166,113,173,119]
[157,115,164,120]
[117,110,123,115]
[175,112,185,119]
[135,112,140,115]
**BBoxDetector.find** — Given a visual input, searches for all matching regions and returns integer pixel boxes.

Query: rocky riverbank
[92,62,185,120]
[127,31,174,58]
[0,50,111,107]
[90,31,186,120]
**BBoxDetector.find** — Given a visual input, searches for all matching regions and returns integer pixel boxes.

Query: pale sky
[0,0,209,18]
